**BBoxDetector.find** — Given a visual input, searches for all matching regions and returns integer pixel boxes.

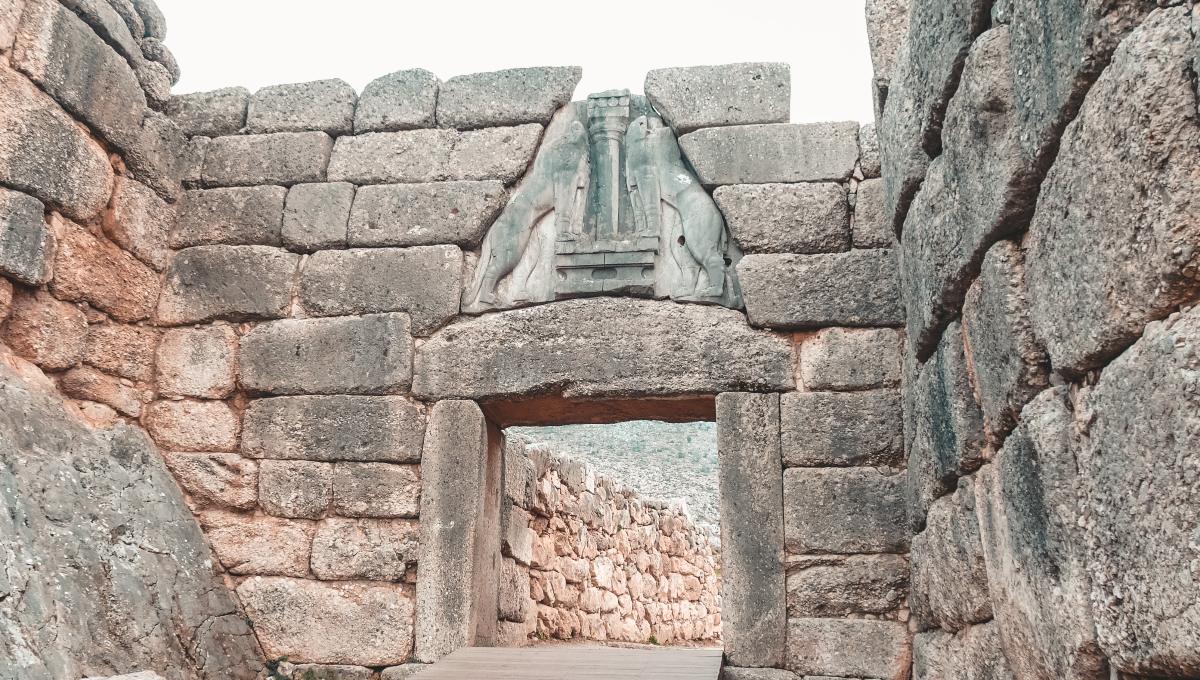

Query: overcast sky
[158,1,875,125]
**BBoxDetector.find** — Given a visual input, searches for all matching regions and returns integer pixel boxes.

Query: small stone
[783,468,908,554]
[712,183,850,255]
[910,483,992,632]
[332,462,421,518]
[738,250,902,330]
[247,79,357,136]
[144,399,239,452]
[858,123,881,179]
[82,322,157,381]
[644,63,790,134]
[0,187,52,285]
[59,365,146,416]
[242,396,425,463]
[912,623,1014,680]
[785,554,909,618]
[258,459,332,519]
[781,390,902,468]
[199,510,314,577]
[437,66,580,129]
[289,665,374,680]
[679,122,859,185]
[155,324,238,398]
[798,327,901,391]
[180,136,208,186]
[852,178,892,248]
[347,181,507,249]
[282,182,354,252]
[785,618,910,679]
[311,517,419,581]
[202,132,333,187]
[355,69,439,133]
[49,216,160,322]
[865,0,912,87]
[174,186,287,248]
[3,289,87,369]
[720,669,798,680]
[166,87,249,137]
[107,176,175,271]
[327,125,542,186]
[162,451,258,510]
[157,246,299,325]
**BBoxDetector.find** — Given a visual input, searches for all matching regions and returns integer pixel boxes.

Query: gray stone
[332,462,421,518]
[785,618,910,680]
[107,176,175,271]
[155,324,238,399]
[106,0,143,39]
[784,468,908,554]
[166,87,249,137]
[242,396,425,463]
[131,0,165,39]
[713,183,850,254]
[865,0,911,86]
[298,246,463,336]
[121,109,185,203]
[289,665,374,680]
[858,123,881,179]
[0,187,51,285]
[161,451,257,511]
[720,669,798,680]
[240,313,413,395]
[311,518,419,582]
[328,125,543,186]
[644,63,790,134]
[247,79,357,136]
[355,69,439,133]
[0,65,114,221]
[716,393,785,668]
[1025,7,1200,376]
[282,182,354,252]
[156,245,299,325]
[140,37,179,85]
[258,459,332,519]
[57,0,140,63]
[135,59,171,110]
[781,390,903,468]
[852,178,892,248]
[414,298,794,401]
[910,483,991,633]
[679,122,859,185]
[738,250,903,330]
[798,327,901,391]
[498,558,529,622]
[180,136,208,186]
[380,665,430,680]
[912,623,1015,680]
[202,131,333,187]
[437,66,580,129]
[502,504,533,566]
[174,186,286,248]
[348,181,507,248]
[785,554,908,618]
[961,240,1048,444]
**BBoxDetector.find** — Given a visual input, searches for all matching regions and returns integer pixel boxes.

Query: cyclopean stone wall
[872,1,1200,679]
[496,437,722,647]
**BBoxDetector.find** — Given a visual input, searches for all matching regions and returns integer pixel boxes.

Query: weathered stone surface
[3,289,87,370]
[288,666,373,680]
[162,451,257,510]
[241,313,412,395]
[781,390,902,468]
[785,618,910,680]
[348,181,507,248]
[644,63,790,134]
[910,483,991,632]
[247,79,357,136]
[180,136,207,186]
[0,278,10,321]
[312,518,419,582]
[198,510,314,577]
[60,365,147,416]
[174,186,286,248]
[0,66,114,221]
[328,125,543,185]
[156,324,238,399]
[852,178,892,248]
[498,558,529,622]
[912,623,1015,680]
[122,110,185,203]
[202,132,333,187]
[380,665,429,680]
[85,672,167,680]
[786,554,908,618]
[332,462,421,518]
[713,183,850,254]
[50,217,159,322]
[437,67,580,129]
[414,298,793,400]
[719,669,798,680]
[108,177,175,271]
[242,396,425,463]
[0,0,25,52]
[1026,8,1200,376]
[858,122,881,179]
[0,362,262,680]
[166,87,249,137]
[282,182,354,252]
[738,250,902,330]
[502,504,534,566]
[0,186,51,285]
[258,459,331,519]
[355,69,439,133]
[784,467,908,554]
[298,246,462,336]
[799,327,901,391]
[84,322,157,382]
[144,399,239,452]
[716,393,785,668]
[156,246,299,325]
[680,122,859,185]
[962,240,1048,444]
[865,0,911,86]
[237,577,415,666]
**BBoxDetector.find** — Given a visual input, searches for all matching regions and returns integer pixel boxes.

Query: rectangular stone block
[298,246,463,336]
[258,459,332,519]
[852,178,892,248]
[865,0,911,88]
[355,69,439,133]
[166,87,249,137]
[327,125,542,186]
[738,250,903,329]
[712,183,850,255]
[3,288,86,369]
[0,186,52,285]
[59,365,147,416]
[107,176,175,271]
[781,390,902,468]
[282,182,354,252]
[144,399,240,453]
[198,510,314,577]
[785,554,908,618]
[156,325,238,399]
[436,67,580,130]
[348,181,507,248]
[785,618,910,680]
[157,245,299,325]
[84,322,157,382]
[679,122,859,185]
[716,393,785,668]
[859,122,881,179]
[247,79,356,136]
[202,132,333,187]
[174,186,286,248]
[798,327,901,391]
[784,468,908,554]
[242,396,425,463]
[162,451,258,511]
[49,216,160,322]
[311,517,418,581]
[240,313,413,395]
[910,483,991,632]
[332,462,421,518]
[644,63,790,134]
[913,623,1014,680]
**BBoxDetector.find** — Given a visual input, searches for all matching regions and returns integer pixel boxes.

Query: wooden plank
[413,646,723,680]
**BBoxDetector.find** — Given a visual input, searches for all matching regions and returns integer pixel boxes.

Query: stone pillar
[717,392,786,668]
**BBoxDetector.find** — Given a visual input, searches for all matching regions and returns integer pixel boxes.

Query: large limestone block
[781,390,902,468]
[242,396,425,463]
[1025,7,1200,376]
[156,325,238,398]
[282,182,354,252]
[0,0,24,52]
[0,187,52,285]
[237,577,415,666]
[332,462,421,518]
[202,131,333,187]
[311,517,419,582]
[122,110,185,203]
[197,510,314,577]
[436,66,580,129]
[785,554,908,618]
[865,0,912,88]
[716,393,785,668]
[49,216,160,322]
[258,459,331,519]
[680,122,859,185]
[785,468,907,554]
[413,298,794,401]
[355,69,439,133]
[852,178,892,248]
[738,250,903,330]
[327,125,543,186]
[240,314,413,395]
[910,483,991,632]
[0,65,113,221]
[108,176,175,271]
[174,186,286,248]
[247,79,357,136]
[298,246,462,336]
[3,288,88,370]
[165,87,249,137]
[143,399,240,453]
[156,245,299,325]
[348,181,506,248]
[798,327,901,391]
[644,63,790,134]
[713,183,850,255]
[162,451,257,510]
[912,623,1014,680]
[1078,307,1200,675]
[785,618,910,680]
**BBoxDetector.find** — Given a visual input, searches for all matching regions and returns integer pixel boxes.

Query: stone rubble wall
[495,437,721,647]
[871,1,1200,679]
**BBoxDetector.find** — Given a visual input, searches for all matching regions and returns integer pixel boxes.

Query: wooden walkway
[412,646,724,679]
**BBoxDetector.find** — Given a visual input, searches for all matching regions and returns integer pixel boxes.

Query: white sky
[159,0,875,125]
